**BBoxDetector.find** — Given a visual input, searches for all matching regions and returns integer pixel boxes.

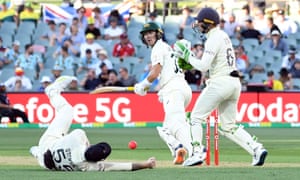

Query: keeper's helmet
[140,22,163,46]
[196,7,220,25]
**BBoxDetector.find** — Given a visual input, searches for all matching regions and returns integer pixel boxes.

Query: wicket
[206,111,219,166]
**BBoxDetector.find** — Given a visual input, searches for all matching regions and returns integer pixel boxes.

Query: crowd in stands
[0,1,300,92]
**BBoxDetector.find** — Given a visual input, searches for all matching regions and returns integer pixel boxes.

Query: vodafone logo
[237,97,299,123]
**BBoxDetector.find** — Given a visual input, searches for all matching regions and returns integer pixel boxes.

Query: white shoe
[45,76,76,96]
[173,145,187,165]
[182,148,207,166]
[252,146,268,166]
[29,146,40,158]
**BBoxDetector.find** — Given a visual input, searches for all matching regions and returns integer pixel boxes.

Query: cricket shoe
[45,76,76,97]
[182,148,207,166]
[252,146,268,166]
[173,144,187,165]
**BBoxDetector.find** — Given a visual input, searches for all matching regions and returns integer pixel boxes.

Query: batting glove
[134,79,152,96]
[174,39,193,62]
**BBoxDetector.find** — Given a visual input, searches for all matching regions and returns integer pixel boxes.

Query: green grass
[0,128,300,180]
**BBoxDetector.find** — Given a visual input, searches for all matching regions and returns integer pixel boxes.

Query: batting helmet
[140,22,163,46]
[196,7,220,25]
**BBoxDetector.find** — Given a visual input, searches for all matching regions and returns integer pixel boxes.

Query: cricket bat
[89,86,134,94]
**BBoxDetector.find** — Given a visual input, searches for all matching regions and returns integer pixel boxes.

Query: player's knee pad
[85,142,111,162]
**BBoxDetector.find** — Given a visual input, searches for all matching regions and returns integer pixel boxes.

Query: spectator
[80,33,103,59]
[112,33,135,58]
[85,17,102,39]
[0,1,17,24]
[49,22,69,47]
[104,70,123,86]
[2,40,20,68]
[4,67,32,91]
[274,9,298,37]
[38,76,52,92]
[105,9,127,31]
[237,4,253,30]
[139,62,159,91]
[234,47,247,73]
[77,49,98,74]
[92,7,106,29]
[278,67,293,90]
[223,12,240,38]
[19,3,39,24]
[238,18,263,43]
[179,6,194,29]
[80,68,101,90]
[66,77,82,91]
[192,41,204,59]
[53,46,75,71]
[76,6,88,30]
[184,69,202,88]
[147,12,162,28]
[265,16,281,39]
[252,8,269,36]
[281,46,300,70]
[15,44,44,77]
[119,67,137,86]
[289,60,300,78]
[269,30,288,56]
[264,70,283,91]
[0,84,29,123]
[68,24,85,46]
[60,0,76,15]
[97,63,111,86]
[53,38,80,58]
[40,20,57,41]
[51,65,64,81]
[94,49,113,76]
[0,36,7,53]
[236,45,249,68]
[103,17,125,40]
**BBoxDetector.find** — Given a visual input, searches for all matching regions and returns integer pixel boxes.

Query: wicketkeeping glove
[134,79,152,96]
[174,39,193,62]
[178,57,193,70]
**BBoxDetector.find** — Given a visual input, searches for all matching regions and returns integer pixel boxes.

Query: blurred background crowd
[0,0,300,92]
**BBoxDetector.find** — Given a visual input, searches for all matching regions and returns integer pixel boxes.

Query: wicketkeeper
[173,7,268,166]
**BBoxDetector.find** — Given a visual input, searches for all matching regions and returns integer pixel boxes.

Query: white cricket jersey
[151,39,185,88]
[50,134,89,171]
[190,27,237,79]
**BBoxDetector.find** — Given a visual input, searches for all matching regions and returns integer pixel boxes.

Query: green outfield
[0,127,300,180]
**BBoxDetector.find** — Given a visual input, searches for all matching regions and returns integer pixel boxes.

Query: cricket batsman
[30,76,156,171]
[133,22,194,164]
[173,7,268,166]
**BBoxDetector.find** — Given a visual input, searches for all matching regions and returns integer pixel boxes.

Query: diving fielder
[30,76,156,171]
[174,7,268,166]
[134,22,193,164]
